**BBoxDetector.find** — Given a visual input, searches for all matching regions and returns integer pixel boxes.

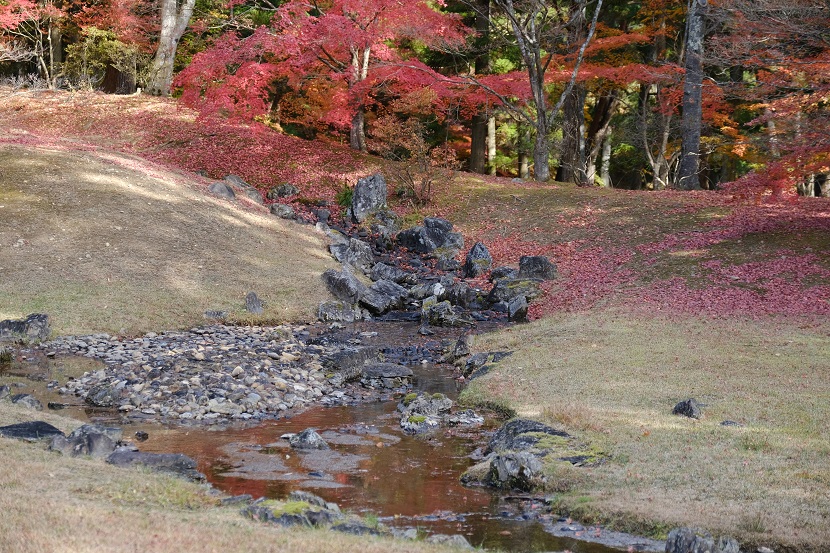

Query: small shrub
[334,180,354,207]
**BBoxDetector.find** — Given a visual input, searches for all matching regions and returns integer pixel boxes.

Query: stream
[4,321,664,553]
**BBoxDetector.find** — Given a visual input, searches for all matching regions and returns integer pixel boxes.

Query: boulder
[486,452,543,491]
[673,398,702,419]
[0,421,64,442]
[321,265,368,304]
[245,291,264,315]
[49,423,121,458]
[487,278,542,304]
[426,535,473,549]
[239,188,264,205]
[490,266,518,281]
[270,203,295,219]
[0,384,9,400]
[399,392,453,418]
[288,490,340,513]
[370,263,417,285]
[518,255,557,280]
[331,522,382,536]
[329,239,374,272]
[368,208,401,240]
[0,313,51,343]
[208,181,236,199]
[267,183,300,199]
[289,428,330,450]
[106,449,205,481]
[321,346,379,382]
[396,217,464,255]
[488,418,571,454]
[11,394,43,410]
[507,295,528,322]
[463,242,493,278]
[361,362,413,389]
[348,174,388,223]
[665,528,740,553]
[446,410,484,427]
[86,382,125,407]
[223,174,251,189]
[359,280,408,314]
[425,301,475,328]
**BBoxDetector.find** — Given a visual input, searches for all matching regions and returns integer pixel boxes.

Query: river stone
[322,265,368,304]
[486,451,544,491]
[518,255,557,280]
[289,428,329,450]
[331,521,382,536]
[317,301,367,323]
[426,534,473,549]
[349,174,388,223]
[245,291,264,315]
[288,490,340,513]
[446,410,484,427]
[208,181,235,199]
[50,424,120,458]
[106,449,205,481]
[270,203,295,219]
[11,393,43,410]
[321,346,379,383]
[0,421,63,441]
[267,183,300,199]
[488,418,571,454]
[673,398,702,419]
[665,527,740,553]
[0,313,51,343]
[362,362,413,379]
[399,392,453,418]
[464,242,493,278]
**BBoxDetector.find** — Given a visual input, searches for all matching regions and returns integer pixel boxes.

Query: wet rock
[518,255,557,280]
[361,362,413,389]
[267,183,300,199]
[464,352,491,377]
[245,292,264,315]
[398,392,453,434]
[486,452,544,491]
[86,382,124,407]
[322,265,368,304]
[288,490,340,513]
[270,203,295,219]
[487,278,542,304]
[0,313,51,343]
[106,449,205,481]
[49,424,120,458]
[321,346,379,382]
[673,398,702,419]
[329,239,374,273]
[348,174,388,223]
[0,421,63,442]
[289,428,329,450]
[464,242,493,278]
[665,527,740,553]
[446,410,484,427]
[208,181,235,199]
[507,295,528,322]
[317,301,367,323]
[11,393,43,410]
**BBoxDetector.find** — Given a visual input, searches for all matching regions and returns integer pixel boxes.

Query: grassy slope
[2,89,829,551]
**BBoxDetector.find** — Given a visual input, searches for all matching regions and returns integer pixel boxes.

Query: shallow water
[6,324,662,553]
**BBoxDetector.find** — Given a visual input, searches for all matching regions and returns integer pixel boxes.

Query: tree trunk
[469,0,491,174]
[350,108,366,151]
[147,0,196,96]
[518,124,530,179]
[487,115,497,175]
[556,84,588,183]
[676,0,707,190]
[599,133,612,187]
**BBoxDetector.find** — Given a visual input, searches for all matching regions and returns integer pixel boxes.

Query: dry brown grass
[463,312,830,550]
[0,403,469,553]
[0,145,336,336]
